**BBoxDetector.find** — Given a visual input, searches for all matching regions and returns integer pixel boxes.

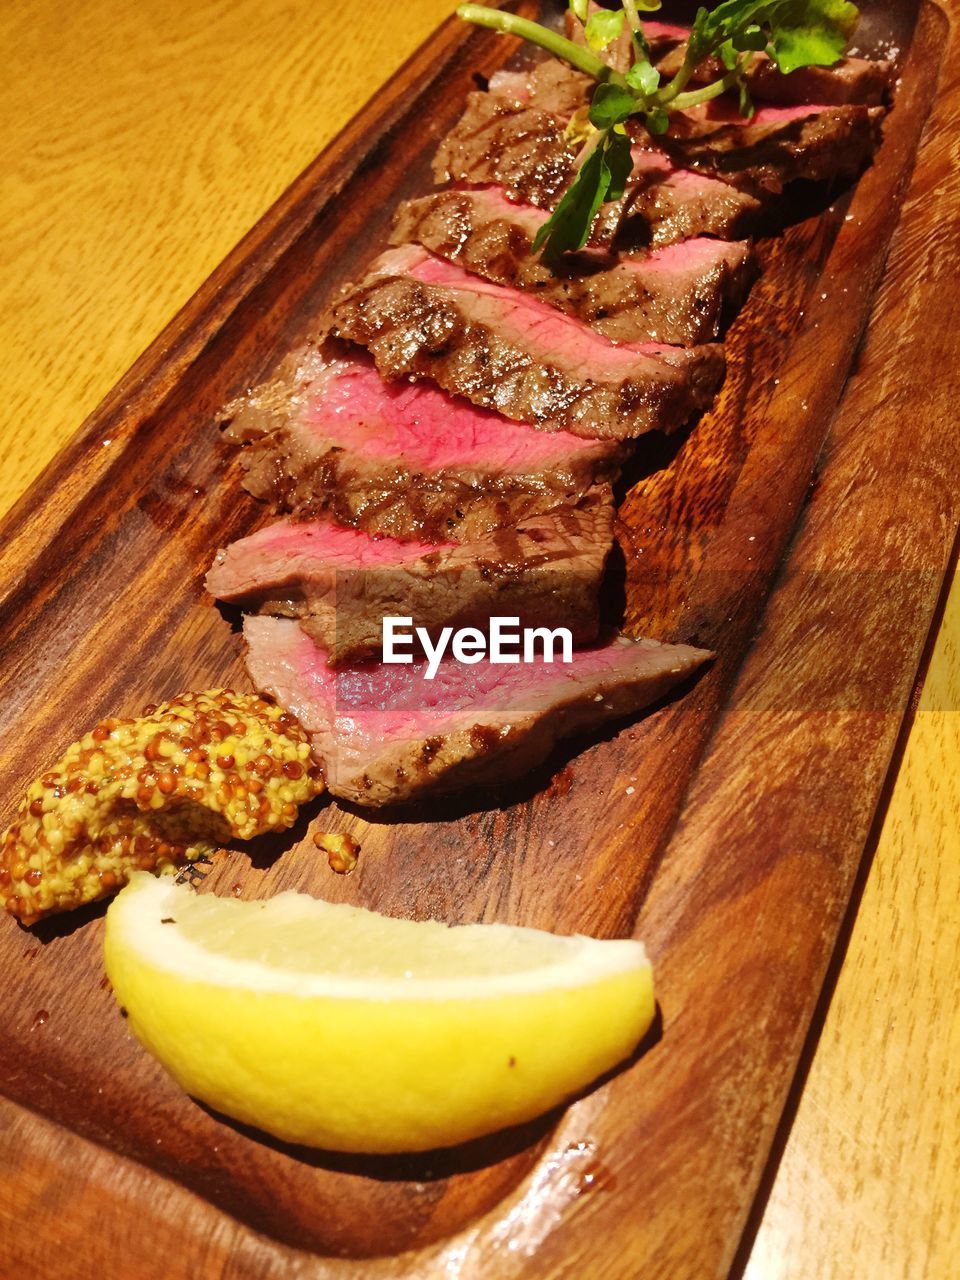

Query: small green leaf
[589,82,639,128]
[687,4,716,61]
[634,0,663,9]
[569,0,590,20]
[718,37,738,68]
[584,8,625,51]
[645,106,670,134]
[686,0,857,72]
[533,144,610,256]
[605,130,634,200]
[626,57,661,95]
[533,130,636,258]
[733,22,768,49]
[768,0,858,72]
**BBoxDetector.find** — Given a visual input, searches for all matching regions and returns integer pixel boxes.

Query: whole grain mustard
[0,690,324,925]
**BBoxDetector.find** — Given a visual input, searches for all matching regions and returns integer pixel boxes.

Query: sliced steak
[432,68,583,210]
[244,615,711,806]
[208,502,613,663]
[658,102,884,194]
[328,246,725,440]
[743,56,893,107]
[432,63,764,249]
[431,63,626,244]
[623,151,764,247]
[544,237,756,343]
[391,187,756,345]
[486,59,594,116]
[222,343,621,541]
[391,187,550,288]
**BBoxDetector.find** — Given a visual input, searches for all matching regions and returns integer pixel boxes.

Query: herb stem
[456,5,626,86]
[653,53,698,106]
[622,0,643,35]
[671,67,746,110]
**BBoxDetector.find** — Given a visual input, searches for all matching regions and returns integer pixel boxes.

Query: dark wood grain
[0,0,956,1275]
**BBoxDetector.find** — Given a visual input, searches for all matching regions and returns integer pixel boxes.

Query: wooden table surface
[2,1,956,1275]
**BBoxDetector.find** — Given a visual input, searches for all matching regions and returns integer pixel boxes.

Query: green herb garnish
[457,0,858,257]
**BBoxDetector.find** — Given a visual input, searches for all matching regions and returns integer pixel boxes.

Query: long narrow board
[1,2,957,1276]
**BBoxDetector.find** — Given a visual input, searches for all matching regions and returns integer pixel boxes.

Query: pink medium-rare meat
[244,616,712,806]
[222,342,622,541]
[207,501,613,663]
[391,188,756,345]
[328,246,725,440]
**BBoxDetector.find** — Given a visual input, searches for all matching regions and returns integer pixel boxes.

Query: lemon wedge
[104,873,654,1153]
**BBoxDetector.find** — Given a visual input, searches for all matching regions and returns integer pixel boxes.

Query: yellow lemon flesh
[104,873,654,1153]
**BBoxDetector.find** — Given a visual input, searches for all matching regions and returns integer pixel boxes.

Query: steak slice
[486,59,594,117]
[659,102,884,194]
[431,63,627,245]
[623,151,764,248]
[244,616,711,806]
[222,343,622,541]
[432,69,582,210]
[656,40,893,107]
[743,57,893,107]
[391,187,756,345]
[328,246,726,440]
[208,501,613,663]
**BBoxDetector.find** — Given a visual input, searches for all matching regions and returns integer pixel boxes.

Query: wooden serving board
[1,1,957,1275]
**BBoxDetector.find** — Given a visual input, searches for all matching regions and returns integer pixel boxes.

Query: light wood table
[2,1,956,1274]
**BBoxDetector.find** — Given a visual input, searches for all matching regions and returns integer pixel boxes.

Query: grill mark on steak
[432,85,579,211]
[207,501,615,664]
[391,188,757,345]
[657,103,885,195]
[221,341,624,540]
[328,247,725,440]
[431,63,629,246]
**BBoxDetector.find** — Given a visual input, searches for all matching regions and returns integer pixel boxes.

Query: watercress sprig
[457,0,858,258]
